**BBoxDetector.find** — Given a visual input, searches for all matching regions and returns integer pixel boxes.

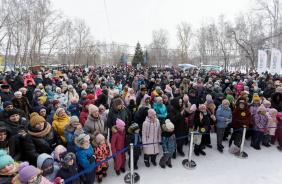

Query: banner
[144,56,146,63]
[270,48,282,75]
[0,57,2,71]
[257,50,267,74]
[123,57,126,68]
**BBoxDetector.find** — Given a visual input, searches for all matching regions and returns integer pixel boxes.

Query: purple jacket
[250,104,259,124]
[253,113,268,132]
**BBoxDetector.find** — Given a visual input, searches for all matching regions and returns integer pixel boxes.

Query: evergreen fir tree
[133,42,144,66]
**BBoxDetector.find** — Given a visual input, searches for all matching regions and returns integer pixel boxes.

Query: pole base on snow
[182,159,197,170]
[124,172,140,184]
[234,151,248,159]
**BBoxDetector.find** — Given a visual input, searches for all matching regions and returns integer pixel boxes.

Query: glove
[73,107,77,110]
[54,177,62,184]
[211,115,216,121]
[78,104,82,107]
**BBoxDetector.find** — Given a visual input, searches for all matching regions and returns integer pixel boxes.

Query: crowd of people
[0,67,281,184]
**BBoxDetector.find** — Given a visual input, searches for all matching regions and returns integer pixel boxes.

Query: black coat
[5,119,28,137]
[9,81,20,93]
[263,87,276,99]
[169,97,187,146]
[24,123,63,166]
[0,108,29,122]
[0,91,14,102]
[56,163,84,184]
[136,93,144,107]
[95,90,108,109]
[43,77,53,86]
[271,92,282,112]
[134,107,149,130]
[126,127,141,156]
[194,111,211,145]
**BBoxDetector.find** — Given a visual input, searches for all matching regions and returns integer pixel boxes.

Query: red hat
[53,100,60,107]
[88,94,95,100]
[2,82,8,85]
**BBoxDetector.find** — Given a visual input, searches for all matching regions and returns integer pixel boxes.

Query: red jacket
[111,125,126,154]
[79,107,89,127]
[231,107,252,129]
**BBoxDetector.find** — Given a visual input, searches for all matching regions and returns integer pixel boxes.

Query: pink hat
[269,108,278,116]
[56,108,64,115]
[99,104,105,111]
[71,97,77,103]
[277,113,282,119]
[165,85,172,92]
[95,133,105,144]
[148,109,156,118]
[263,100,271,108]
[116,118,125,129]
[190,104,197,112]
[258,105,267,112]
[198,104,206,110]
[54,145,67,160]
[183,94,189,102]
[143,94,151,102]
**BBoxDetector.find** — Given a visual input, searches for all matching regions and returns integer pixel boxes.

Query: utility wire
[104,0,113,41]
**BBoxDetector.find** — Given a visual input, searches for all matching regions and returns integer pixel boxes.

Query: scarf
[29,175,42,184]
[28,123,51,137]
[0,140,8,149]
[42,165,54,176]
[134,133,141,145]
[203,111,207,116]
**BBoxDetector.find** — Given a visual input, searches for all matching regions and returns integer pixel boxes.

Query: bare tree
[176,22,193,63]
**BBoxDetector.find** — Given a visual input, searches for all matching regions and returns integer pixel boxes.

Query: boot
[217,147,223,153]
[98,178,102,183]
[262,143,271,147]
[151,161,157,166]
[166,163,172,168]
[199,150,206,155]
[206,144,212,148]
[172,152,176,159]
[160,164,165,169]
[145,162,150,167]
[223,137,228,141]
[102,173,107,177]
[177,146,185,157]
[277,146,282,151]
[194,149,199,156]
[134,165,138,170]
[120,168,125,173]
[115,170,120,176]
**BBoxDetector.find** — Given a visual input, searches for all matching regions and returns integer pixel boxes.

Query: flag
[270,48,282,75]
[123,57,127,68]
[257,50,267,74]
[144,56,146,63]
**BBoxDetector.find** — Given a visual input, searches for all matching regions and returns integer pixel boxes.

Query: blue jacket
[46,89,54,102]
[215,104,232,128]
[68,103,80,117]
[64,125,86,153]
[75,144,95,173]
[153,103,167,124]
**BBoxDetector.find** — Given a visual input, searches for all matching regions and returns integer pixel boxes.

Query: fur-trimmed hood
[127,127,134,135]
[74,137,89,149]
[111,125,118,133]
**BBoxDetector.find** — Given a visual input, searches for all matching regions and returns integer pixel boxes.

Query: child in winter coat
[153,97,168,125]
[183,94,191,112]
[126,123,142,170]
[125,88,136,105]
[75,134,96,184]
[57,152,85,184]
[159,119,177,169]
[99,104,108,121]
[127,99,138,122]
[51,145,67,168]
[11,162,58,184]
[64,116,86,153]
[24,73,35,86]
[262,100,271,111]
[251,105,268,150]
[95,85,102,99]
[37,153,60,182]
[0,150,19,184]
[111,119,126,175]
[92,132,110,183]
[68,97,80,117]
[267,108,278,142]
[271,113,282,151]
[142,109,161,167]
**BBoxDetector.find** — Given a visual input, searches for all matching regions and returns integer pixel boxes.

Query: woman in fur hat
[11,91,33,117]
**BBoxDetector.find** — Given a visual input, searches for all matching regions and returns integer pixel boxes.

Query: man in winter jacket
[0,101,28,122]
[0,84,14,102]
[136,86,147,107]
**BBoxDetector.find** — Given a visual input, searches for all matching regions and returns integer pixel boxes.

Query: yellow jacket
[52,114,70,143]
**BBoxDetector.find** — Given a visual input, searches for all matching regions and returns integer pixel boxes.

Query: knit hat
[206,94,212,100]
[38,96,47,104]
[263,100,271,108]
[252,94,260,102]
[69,116,79,124]
[19,87,27,92]
[190,104,197,112]
[207,84,212,89]
[56,108,64,115]
[116,118,125,129]
[67,85,73,89]
[258,104,267,112]
[165,119,174,130]
[0,150,14,170]
[54,145,67,161]
[76,134,90,144]
[130,123,140,132]
[155,86,161,91]
[244,86,249,90]
[277,113,282,119]
[88,94,95,100]
[206,99,214,105]
[148,109,156,117]
[156,96,163,103]
[53,100,60,107]
[240,91,248,96]
[269,108,278,116]
[88,104,99,115]
[222,99,230,106]
[225,87,231,92]
[18,162,38,183]
[81,90,87,97]
[183,94,189,102]
[3,101,13,108]
[226,94,234,102]
[95,133,105,144]
[198,104,206,110]
[71,97,77,103]
[7,109,19,118]
[82,83,87,88]
[14,91,22,96]
[83,99,91,107]
[99,104,105,111]
[55,87,61,92]
[114,89,120,95]
[110,83,114,87]
[30,112,46,127]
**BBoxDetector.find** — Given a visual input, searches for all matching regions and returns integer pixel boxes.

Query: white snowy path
[100,134,282,184]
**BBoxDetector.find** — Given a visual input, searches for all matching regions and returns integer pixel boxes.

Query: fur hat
[7,109,19,118]
[60,152,76,168]
[30,112,45,127]
[207,84,212,89]
[148,109,156,117]
[88,104,99,115]
[165,119,174,130]
[14,91,22,96]
[76,134,90,144]
[222,99,230,106]
[56,87,61,92]
[113,98,123,107]
[116,118,125,129]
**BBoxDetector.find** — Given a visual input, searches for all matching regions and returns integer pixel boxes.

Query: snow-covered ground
[102,133,282,184]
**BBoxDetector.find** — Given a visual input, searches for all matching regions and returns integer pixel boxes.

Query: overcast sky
[52,0,251,48]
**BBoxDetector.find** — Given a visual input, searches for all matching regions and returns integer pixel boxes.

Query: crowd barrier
[64,125,282,184]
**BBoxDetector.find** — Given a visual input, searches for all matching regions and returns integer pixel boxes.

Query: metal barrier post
[124,144,140,184]
[182,132,197,169]
[235,125,248,159]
